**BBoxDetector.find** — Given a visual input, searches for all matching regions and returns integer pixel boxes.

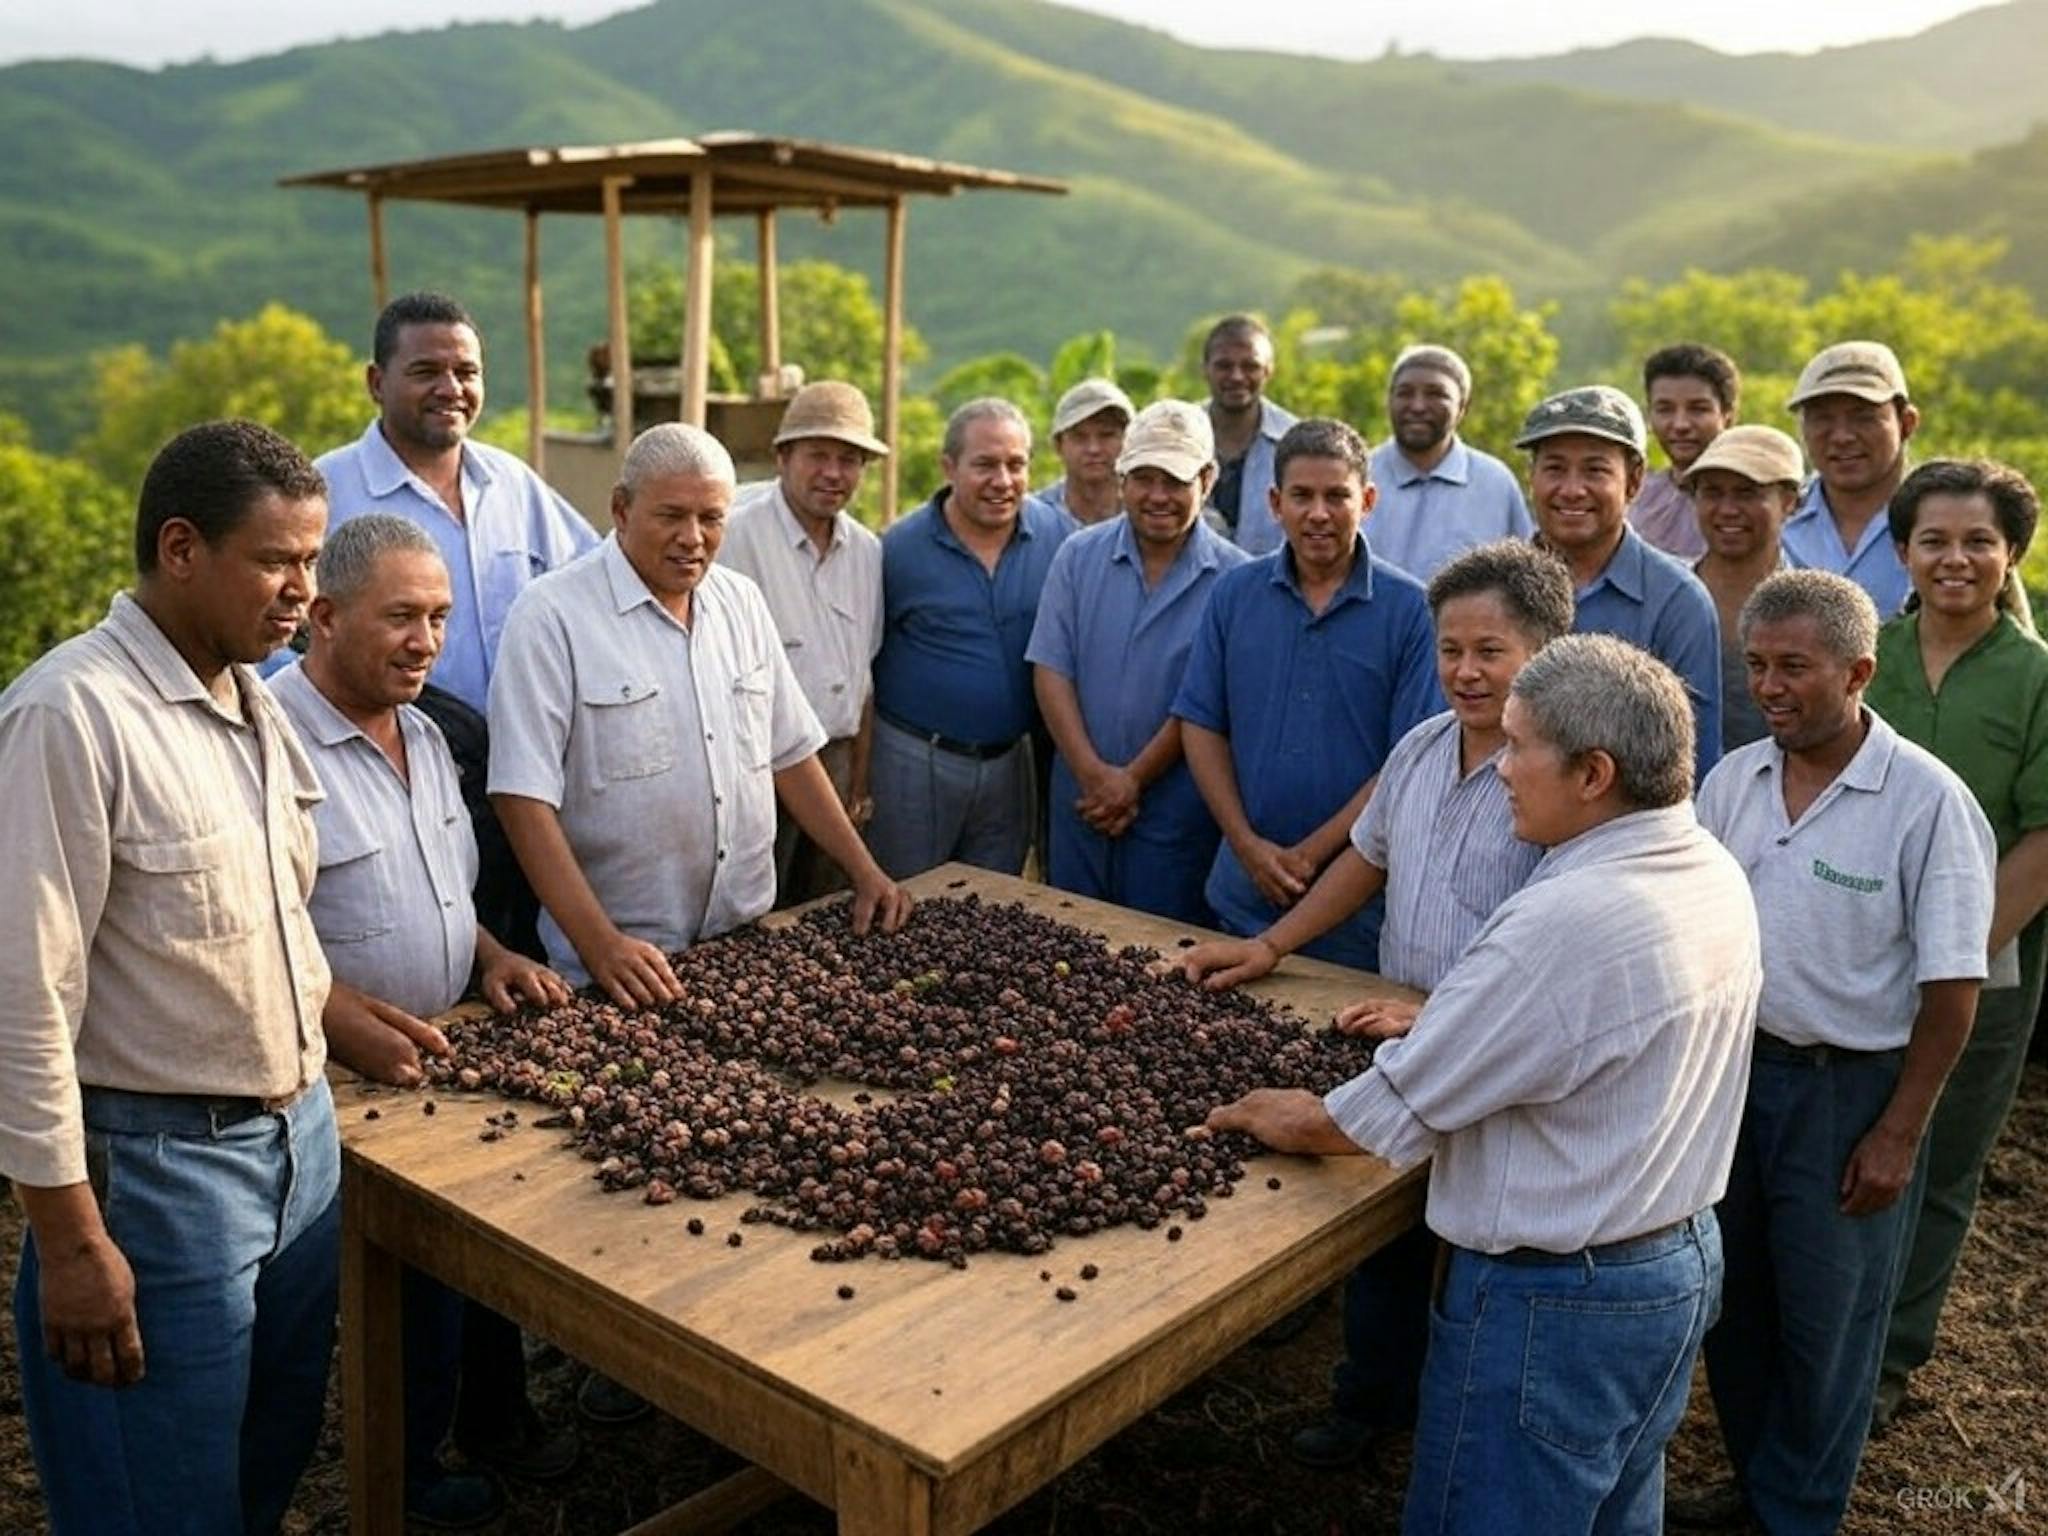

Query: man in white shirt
[722,381,887,904]
[1207,634,1760,1535]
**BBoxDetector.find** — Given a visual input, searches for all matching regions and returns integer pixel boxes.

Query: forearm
[491,794,616,957]
[1297,775,1378,870]
[1263,850,1386,958]
[1182,723,1256,848]
[1125,718,1183,789]
[777,756,885,884]
[17,1180,110,1255]
[1032,667,1107,780]
[1877,977,1981,1142]
[1990,829,2048,958]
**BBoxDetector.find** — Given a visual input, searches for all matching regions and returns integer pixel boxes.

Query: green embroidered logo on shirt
[1812,859,1885,895]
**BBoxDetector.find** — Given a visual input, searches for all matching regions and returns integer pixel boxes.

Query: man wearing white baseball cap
[1040,377,1134,528]
[1782,340,1920,617]
[1027,400,1251,921]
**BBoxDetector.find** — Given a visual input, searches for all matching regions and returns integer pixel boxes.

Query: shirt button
[717,848,727,861]
[442,899,454,909]
[714,794,723,805]
[832,683,845,693]
[706,731,715,742]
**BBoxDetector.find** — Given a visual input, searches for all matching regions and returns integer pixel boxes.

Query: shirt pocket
[580,675,676,783]
[112,828,257,945]
[732,665,774,770]
[312,820,397,946]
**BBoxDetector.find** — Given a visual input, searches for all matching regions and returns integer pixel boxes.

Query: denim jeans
[1402,1211,1722,1536]
[16,1077,341,1536]
[1704,1039,1923,1535]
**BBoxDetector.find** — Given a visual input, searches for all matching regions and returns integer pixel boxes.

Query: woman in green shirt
[1868,458,2048,1427]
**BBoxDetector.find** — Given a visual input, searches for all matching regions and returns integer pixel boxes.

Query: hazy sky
[0,0,1993,69]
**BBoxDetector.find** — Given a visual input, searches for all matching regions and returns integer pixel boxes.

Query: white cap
[1115,399,1214,482]
[1052,377,1136,437]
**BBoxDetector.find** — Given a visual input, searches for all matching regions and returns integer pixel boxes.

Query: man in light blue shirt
[1780,341,1921,617]
[313,292,599,714]
[1200,315,1299,557]
[1366,345,1532,581]
[1028,400,1249,925]
[1516,385,1723,782]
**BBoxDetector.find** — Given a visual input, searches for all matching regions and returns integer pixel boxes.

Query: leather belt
[877,707,1018,761]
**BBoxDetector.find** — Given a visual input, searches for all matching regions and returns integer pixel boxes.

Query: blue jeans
[16,1078,341,1536]
[866,715,1033,880]
[1402,1212,1722,1536]
[1704,1038,1923,1535]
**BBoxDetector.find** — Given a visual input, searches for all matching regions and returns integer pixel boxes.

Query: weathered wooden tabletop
[338,864,1426,1535]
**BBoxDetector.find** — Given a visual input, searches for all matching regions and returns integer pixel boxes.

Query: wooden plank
[756,209,781,387]
[524,208,546,473]
[617,1466,794,1536]
[339,1159,405,1535]
[603,174,633,451]
[833,1425,933,1536]
[682,169,714,427]
[881,196,906,524]
[365,191,388,315]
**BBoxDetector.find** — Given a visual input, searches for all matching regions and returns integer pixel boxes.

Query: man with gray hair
[1682,569,1994,1535]
[1207,632,1761,1533]
[868,397,1073,878]
[489,423,910,1009]
[1366,343,1532,581]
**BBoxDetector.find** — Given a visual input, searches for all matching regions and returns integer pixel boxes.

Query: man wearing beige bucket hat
[1039,377,1134,527]
[723,381,888,903]
[1782,340,1921,617]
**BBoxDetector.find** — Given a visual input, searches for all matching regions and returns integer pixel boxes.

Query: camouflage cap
[1513,385,1647,456]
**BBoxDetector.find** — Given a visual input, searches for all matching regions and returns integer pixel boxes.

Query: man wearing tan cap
[1040,378,1134,528]
[1681,424,1804,753]
[1783,340,1920,617]
[1026,400,1251,922]
[722,382,887,903]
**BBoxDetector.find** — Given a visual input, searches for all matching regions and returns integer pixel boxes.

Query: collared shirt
[1034,479,1094,530]
[720,480,883,741]
[1781,476,1910,618]
[488,538,826,983]
[872,490,1073,747]
[1563,525,1723,781]
[1365,438,1533,582]
[1204,398,1299,558]
[269,663,478,1019]
[0,593,330,1188]
[1350,711,1542,992]
[1171,537,1442,964]
[1696,710,1995,1049]
[313,421,600,713]
[1627,468,1707,561]
[1325,805,1761,1255]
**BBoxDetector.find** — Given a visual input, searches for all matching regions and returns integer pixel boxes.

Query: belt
[1753,1030,1904,1068]
[1494,1214,1699,1268]
[877,708,1018,761]
[82,1082,311,1136]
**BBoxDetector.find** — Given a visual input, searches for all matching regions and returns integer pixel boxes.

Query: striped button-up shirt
[1325,805,1761,1254]
[1349,712,1541,991]
[270,663,479,1018]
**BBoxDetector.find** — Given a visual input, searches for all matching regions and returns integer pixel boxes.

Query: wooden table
[339,865,1426,1534]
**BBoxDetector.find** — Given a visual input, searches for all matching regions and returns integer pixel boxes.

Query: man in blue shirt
[1781,341,1921,617]
[1028,400,1250,925]
[1516,385,1723,782]
[1173,418,1441,971]
[868,398,1074,878]
[1201,315,1299,558]
[314,291,599,714]
[1366,344,1532,581]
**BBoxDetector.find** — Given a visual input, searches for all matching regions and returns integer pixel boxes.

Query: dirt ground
[2,1070,2043,1535]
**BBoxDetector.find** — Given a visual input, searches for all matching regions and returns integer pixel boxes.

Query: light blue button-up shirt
[1780,476,1910,618]
[1205,398,1300,559]
[1565,526,1724,783]
[313,422,599,714]
[268,662,478,1019]
[1365,438,1533,583]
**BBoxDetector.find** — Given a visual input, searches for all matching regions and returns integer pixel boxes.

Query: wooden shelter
[283,135,1065,521]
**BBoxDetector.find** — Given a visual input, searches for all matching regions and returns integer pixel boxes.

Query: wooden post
[682,170,715,427]
[366,192,389,315]
[523,208,546,473]
[603,175,633,452]
[756,209,780,392]
[881,196,907,524]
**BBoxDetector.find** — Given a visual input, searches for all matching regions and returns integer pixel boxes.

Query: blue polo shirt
[1171,537,1442,968]
[1565,525,1723,783]
[1366,438,1533,583]
[1781,476,1911,618]
[873,490,1073,747]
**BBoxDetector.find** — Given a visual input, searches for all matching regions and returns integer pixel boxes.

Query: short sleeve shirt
[1365,439,1534,582]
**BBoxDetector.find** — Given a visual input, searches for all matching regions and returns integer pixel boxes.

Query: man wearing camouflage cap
[722,381,887,903]
[1026,401,1251,922]
[1517,384,1724,780]
[1781,341,1920,616]
[1039,377,1134,527]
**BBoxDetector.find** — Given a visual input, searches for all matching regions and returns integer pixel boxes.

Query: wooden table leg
[831,1424,934,1536]
[340,1163,405,1535]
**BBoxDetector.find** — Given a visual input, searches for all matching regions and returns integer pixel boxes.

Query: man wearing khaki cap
[1782,340,1920,617]
[1040,377,1134,528]
[1680,425,1804,753]
[722,381,888,904]
[1027,401,1251,922]
[1517,384,1723,780]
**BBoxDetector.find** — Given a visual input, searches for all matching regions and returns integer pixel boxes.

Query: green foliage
[0,417,128,684]
[79,305,362,497]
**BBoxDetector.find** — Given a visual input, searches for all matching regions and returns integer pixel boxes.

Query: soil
[3,1068,2043,1535]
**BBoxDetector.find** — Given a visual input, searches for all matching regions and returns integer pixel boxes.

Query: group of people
[0,287,2040,1536]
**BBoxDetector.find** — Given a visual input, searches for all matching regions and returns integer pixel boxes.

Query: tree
[0,417,129,684]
